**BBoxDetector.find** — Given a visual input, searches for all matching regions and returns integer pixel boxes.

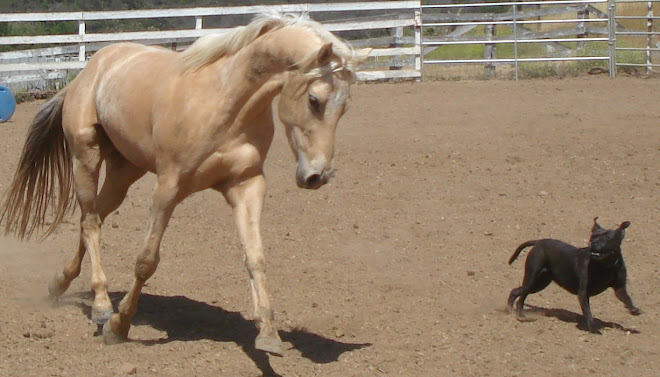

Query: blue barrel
[0,85,17,123]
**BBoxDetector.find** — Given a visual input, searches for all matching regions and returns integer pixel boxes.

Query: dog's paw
[630,307,642,316]
[585,324,602,334]
[515,315,537,323]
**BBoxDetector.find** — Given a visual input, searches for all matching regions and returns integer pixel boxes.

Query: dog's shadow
[61,291,371,376]
[523,304,641,334]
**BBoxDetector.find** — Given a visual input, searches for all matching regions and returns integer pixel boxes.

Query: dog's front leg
[614,287,642,315]
[578,291,597,333]
[577,256,598,333]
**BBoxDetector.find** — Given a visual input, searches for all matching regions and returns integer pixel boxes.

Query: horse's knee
[80,213,101,231]
[91,274,108,292]
[245,254,266,273]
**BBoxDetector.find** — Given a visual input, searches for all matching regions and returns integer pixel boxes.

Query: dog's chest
[586,260,621,295]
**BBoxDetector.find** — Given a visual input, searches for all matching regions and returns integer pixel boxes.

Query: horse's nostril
[305,174,322,187]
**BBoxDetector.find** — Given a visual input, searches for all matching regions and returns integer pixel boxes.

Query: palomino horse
[0,12,370,356]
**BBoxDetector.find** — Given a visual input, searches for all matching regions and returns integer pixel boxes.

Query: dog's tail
[508,240,537,265]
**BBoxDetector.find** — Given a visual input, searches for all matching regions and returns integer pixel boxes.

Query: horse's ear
[352,48,372,66]
[317,43,334,67]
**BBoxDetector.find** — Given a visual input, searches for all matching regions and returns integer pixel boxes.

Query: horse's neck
[185,36,291,131]
[207,29,314,117]
[221,27,315,89]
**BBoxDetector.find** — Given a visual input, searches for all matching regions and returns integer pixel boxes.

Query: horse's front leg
[103,174,180,344]
[221,174,283,356]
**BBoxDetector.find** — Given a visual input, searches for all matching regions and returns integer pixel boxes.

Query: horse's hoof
[91,307,113,325]
[47,273,68,299]
[255,333,284,357]
[102,316,129,345]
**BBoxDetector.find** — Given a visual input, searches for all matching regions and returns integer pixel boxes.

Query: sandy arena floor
[0,76,658,377]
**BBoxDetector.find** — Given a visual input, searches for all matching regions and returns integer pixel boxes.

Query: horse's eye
[308,94,321,113]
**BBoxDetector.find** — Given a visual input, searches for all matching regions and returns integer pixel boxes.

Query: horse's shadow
[523,304,641,334]
[62,291,371,376]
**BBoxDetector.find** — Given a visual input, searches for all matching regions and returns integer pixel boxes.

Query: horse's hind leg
[96,150,147,221]
[89,151,146,325]
[47,124,102,304]
[49,135,146,327]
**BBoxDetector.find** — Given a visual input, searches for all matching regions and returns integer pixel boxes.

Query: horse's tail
[0,87,74,240]
[508,240,537,265]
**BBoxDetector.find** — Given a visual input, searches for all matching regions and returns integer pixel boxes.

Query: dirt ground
[0,76,658,377]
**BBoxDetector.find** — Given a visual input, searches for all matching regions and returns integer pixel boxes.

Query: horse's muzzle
[296,159,334,190]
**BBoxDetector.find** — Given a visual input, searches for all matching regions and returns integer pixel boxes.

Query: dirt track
[0,77,659,377]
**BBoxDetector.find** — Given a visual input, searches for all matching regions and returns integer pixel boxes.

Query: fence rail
[612,0,659,74]
[421,0,614,79]
[0,1,422,88]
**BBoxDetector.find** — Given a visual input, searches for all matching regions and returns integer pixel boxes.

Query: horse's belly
[96,95,157,171]
[101,121,157,172]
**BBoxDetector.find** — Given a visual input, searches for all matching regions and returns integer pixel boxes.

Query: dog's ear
[619,221,631,230]
[591,217,605,239]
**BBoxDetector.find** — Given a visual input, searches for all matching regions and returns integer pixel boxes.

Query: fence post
[389,19,404,70]
[646,1,653,75]
[415,8,422,81]
[484,24,496,77]
[608,0,616,77]
[577,4,589,50]
[78,19,85,62]
[513,4,519,81]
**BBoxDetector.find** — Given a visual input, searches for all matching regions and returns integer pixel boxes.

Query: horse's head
[278,42,370,189]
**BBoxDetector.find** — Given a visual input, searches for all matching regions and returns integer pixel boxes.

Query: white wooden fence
[0,1,423,88]
[1,0,656,88]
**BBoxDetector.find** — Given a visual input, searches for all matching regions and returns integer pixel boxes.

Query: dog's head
[590,217,630,258]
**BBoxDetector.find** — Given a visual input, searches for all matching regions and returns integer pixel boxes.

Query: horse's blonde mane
[179,11,356,77]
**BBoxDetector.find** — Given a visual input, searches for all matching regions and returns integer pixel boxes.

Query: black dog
[506,218,641,332]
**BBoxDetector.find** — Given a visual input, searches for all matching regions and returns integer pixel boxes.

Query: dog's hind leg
[514,293,537,322]
[507,269,553,312]
[506,288,521,313]
[514,268,552,321]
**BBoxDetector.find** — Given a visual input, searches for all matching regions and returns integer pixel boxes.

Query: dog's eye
[309,94,322,114]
